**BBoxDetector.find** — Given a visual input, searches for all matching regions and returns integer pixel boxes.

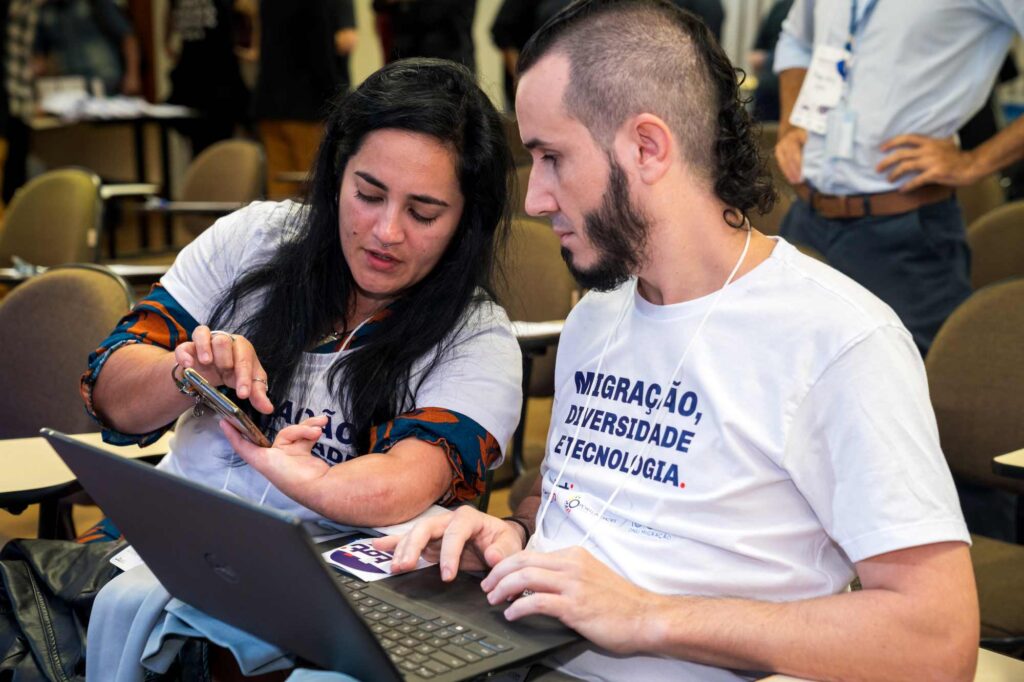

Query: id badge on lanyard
[788,0,880,159]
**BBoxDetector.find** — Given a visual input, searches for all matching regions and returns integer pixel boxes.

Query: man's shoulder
[764,239,907,339]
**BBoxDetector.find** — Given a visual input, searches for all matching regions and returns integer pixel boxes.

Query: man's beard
[561,158,651,292]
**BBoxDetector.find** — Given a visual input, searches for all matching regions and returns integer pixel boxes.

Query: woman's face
[338,129,465,313]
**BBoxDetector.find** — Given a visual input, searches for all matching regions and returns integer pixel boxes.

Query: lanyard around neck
[839,0,880,81]
[847,0,881,51]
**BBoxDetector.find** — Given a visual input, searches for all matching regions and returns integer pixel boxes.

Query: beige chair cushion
[177,139,265,237]
[967,200,1024,290]
[0,168,101,267]
[494,216,578,397]
[926,279,1024,496]
[970,534,1024,639]
[0,266,132,438]
[959,174,1006,229]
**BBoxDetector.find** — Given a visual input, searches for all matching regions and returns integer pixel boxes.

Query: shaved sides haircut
[519,0,775,223]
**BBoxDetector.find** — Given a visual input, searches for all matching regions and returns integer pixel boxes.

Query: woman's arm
[221,417,452,527]
[92,327,274,435]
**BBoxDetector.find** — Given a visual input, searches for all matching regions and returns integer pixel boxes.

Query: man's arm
[775,67,808,185]
[384,479,978,680]
[119,33,142,96]
[877,116,1024,192]
[335,29,358,55]
[771,0,812,185]
[334,0,358,56]
[483,541,978,682]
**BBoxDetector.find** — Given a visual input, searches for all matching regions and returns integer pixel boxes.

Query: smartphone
[182,368,272,447]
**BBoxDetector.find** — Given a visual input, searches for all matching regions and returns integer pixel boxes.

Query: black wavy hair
[209,58,513,451]
[518,0,775,226]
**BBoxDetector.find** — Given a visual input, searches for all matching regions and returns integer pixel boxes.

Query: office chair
[959,174,1006,230]
[0,168,102,267]
[0,264,134,537]
[493,216,578,497]
[926,278,1024,656]
[967,200,1024,290]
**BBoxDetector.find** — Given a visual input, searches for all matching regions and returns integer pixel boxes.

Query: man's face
[515,54,650,291]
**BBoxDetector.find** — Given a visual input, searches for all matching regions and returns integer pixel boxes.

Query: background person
[773,0,1024,356]
[374,0,477,71]
[380,2,977,680]
[747,0,793,121]
[165,0,251,155]
[253,0,357,200]
[32,0,141,96]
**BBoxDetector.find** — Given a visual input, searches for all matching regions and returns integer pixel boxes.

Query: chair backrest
[493,216,579,396]
[0,168,101,267]
[0,264,134,438]
[958,174,1006,228]
[925,278,1024,495]
[967,199,1024,290]
[176,139,265,236]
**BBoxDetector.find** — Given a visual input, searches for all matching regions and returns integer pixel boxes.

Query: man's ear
[618,113,673,185]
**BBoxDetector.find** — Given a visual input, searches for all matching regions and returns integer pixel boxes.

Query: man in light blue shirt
[773,0,1024,355]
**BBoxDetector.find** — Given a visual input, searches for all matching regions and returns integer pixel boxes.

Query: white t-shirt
[155,201,522,521]
[535,239,968,681]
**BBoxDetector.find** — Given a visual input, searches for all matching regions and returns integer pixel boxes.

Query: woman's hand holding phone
[174,325,275,415]
[219,416,330,500]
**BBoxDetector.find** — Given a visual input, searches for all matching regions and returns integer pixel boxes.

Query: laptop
[42,429,579,682]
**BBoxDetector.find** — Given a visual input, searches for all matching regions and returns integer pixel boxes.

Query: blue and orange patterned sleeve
[80,284,199,445]
[368,408,502,505]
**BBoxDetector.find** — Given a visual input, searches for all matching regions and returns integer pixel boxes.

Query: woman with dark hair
[80,57,522,677]
[81,57,522,530]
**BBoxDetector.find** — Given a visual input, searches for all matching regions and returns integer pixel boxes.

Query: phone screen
[182,368,272,447]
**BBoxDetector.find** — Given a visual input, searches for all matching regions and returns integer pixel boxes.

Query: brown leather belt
[794,183,954,220]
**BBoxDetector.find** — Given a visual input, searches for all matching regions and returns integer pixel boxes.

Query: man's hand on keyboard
[374,506,526,581]
[482,545,657,655]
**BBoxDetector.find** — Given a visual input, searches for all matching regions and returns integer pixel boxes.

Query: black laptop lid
[42,429,401,681]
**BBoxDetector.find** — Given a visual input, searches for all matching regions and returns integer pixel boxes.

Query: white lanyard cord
[536,225,753,548]
[533,286,634,536]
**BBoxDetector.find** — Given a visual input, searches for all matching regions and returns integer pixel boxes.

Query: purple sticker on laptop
[324,541,435,582]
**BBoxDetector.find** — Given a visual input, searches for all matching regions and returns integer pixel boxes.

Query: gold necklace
[313,326,347,349]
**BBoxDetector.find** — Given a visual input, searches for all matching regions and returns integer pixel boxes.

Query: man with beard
[378,1,977,680]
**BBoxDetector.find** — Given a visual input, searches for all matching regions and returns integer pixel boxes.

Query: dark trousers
[780,197,971,356]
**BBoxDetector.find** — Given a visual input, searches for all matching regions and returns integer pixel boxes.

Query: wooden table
[0,431,172,537]
[0,263,169,288]
[992,448,1024,480]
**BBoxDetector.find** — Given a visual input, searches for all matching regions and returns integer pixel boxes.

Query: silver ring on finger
[209,330,235,343]
[252,377,268,387]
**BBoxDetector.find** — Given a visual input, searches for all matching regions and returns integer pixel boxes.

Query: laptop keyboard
[336,574,515,680]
